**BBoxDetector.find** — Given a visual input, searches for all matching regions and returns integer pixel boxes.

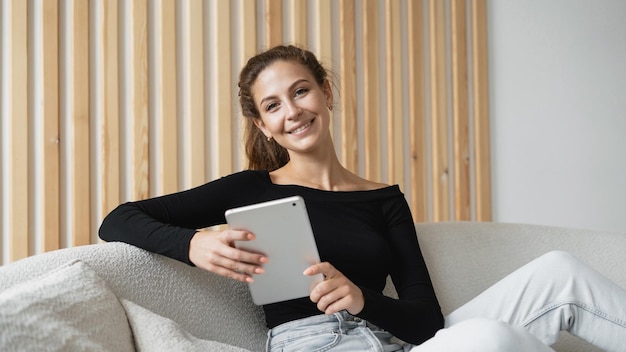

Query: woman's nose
[285,101,302,119]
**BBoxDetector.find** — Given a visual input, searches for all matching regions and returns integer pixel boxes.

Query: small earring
[328,105,333,111]
[266,136,272,142]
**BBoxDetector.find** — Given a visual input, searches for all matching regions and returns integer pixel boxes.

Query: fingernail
[254,267,264,274]
[259,256,269,263]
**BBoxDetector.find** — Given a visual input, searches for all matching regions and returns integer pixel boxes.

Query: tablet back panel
[225,196,323,305]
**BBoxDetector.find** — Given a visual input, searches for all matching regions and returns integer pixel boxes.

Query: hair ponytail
[243,118,289,171]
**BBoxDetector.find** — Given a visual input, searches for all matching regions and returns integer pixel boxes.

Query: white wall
[488,0,626,232]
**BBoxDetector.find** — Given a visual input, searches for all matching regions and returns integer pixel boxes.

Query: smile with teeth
[289,120,313,134]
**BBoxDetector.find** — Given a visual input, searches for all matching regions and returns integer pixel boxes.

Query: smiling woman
[99,44,626,352]
[100,44,445,346]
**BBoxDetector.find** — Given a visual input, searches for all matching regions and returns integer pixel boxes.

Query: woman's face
[252,60,333,156]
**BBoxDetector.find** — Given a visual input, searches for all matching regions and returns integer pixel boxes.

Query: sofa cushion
[0,260,134,352]
[121,299,251,352]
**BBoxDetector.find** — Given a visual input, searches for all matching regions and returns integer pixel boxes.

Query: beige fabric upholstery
[1,222,624,351]
[0,260,134,352]
[414,222,626,352]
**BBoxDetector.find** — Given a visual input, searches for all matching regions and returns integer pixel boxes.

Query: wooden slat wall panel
[0,0,492,264]
[127,0,150,202]
[235,0,258,169]
[288,0,307,47]
[100,0,121,223]
[183,0,205,187]
[265,0,282,48]
[385,0,404,189]
[8,0,30,260]
[153,0,178,195]
[361,0,381,183]
[209,0,232,179]
[42,0,61,251]
[471,0,492,221]
[429,0,450,222]
[339,0,357,173]
[451,0,471,220]
[310,0,332,66]
[407,0,427,223]
[69,0,91,246]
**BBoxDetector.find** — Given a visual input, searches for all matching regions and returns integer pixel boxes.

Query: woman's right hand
[189,229,268,283]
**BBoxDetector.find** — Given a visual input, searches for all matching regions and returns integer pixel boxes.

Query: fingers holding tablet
[189,229,268,283]
[305,262,364,316]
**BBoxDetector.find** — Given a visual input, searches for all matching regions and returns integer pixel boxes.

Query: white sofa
[1,222,624,351]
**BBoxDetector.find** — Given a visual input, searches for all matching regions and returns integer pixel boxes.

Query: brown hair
[238,45,330,171]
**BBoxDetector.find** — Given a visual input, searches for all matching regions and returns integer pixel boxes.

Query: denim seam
[522,298,626,329]
[354,326,383,352]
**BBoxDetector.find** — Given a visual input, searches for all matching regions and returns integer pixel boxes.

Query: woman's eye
[266,102,279,111]
[295,88,308,96]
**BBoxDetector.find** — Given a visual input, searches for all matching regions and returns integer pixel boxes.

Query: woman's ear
[253,118,271,140]
[323,80,333,108]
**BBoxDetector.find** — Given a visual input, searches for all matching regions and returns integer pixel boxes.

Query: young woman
[100,45,626,352]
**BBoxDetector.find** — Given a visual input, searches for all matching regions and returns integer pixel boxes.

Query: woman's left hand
[303,262,364,316]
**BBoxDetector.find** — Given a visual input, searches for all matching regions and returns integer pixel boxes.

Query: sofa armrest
[414,221,626,352]
[0,242,267,351]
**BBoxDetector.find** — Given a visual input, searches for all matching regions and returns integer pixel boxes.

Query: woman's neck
[274,153,348,191]
[271,153,387,192]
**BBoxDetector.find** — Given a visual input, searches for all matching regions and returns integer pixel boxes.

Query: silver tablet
[225,196,323,305]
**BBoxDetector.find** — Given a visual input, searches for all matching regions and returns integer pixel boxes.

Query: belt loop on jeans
[333,311,346,323]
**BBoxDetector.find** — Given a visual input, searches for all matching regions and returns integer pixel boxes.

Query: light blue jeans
[265,311,407,352]
[266,251,626,352]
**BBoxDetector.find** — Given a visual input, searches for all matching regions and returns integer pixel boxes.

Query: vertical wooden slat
[236,0,257,169]
[310,0,333,139]
[238,2,258,99]
[407,0,427,223]
[42,0,60,251]
[362,0,381,182]
[289,0,307,47]
[471,0,492,221]
[130,0,149,201]
[429,0,450,222]
[385,0,403,188]
[158,0,178,194]
[70,0,90,246]
[339,0,357,173]
[101,0,120,217]
[187,0,205,187]
[310,0,332,66]
[265,0,282,48]
[451,0,470,220]
[210,0,232,177]
[8,0,29,260]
